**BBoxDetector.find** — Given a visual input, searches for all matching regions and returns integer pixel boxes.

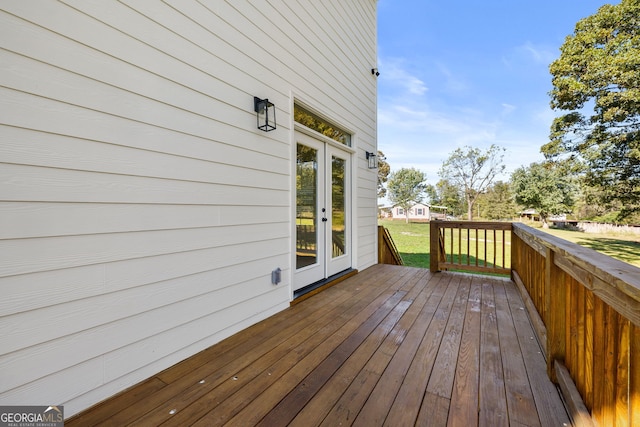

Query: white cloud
[378,100,503,179]
[501,103,517,115]
[377,98,554,182]
[502,41,556,69]
[501,41,556,71]
[519,41,556,64]
[376,56,549,184]
[436,62,467,93]
[379,58,428,96]
[533,104,559,125]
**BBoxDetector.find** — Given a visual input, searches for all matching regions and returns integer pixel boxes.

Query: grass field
[378,219,640,269]
[378,220,432,268]
[539,227,640,268]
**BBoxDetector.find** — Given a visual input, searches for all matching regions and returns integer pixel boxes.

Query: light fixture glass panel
[367,152,378,169]
[254,97,276,132]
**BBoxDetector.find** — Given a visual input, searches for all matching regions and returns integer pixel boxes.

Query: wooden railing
[429,220,511,275]
[428,221,640,426]
[378,226,403,265]
[511,223,640,426]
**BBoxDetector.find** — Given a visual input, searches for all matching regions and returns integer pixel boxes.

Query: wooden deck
[67,264,570,426]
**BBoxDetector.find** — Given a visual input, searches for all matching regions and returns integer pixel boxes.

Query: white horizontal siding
[0,0,377,416]
[1,125,288,189]
[1,1,266,126]
[2,266,289,391]
[3,294,289,412]
[0,202,287,239]
[0,93,287,168]
[1,223,288,278]
[0,239,287,317]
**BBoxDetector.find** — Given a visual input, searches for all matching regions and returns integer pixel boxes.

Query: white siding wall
[0,0,377,416]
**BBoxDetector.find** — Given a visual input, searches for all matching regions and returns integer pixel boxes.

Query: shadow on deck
[67,264,570,426]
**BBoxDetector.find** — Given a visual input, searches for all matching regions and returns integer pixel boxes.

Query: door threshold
[291,268,358,305]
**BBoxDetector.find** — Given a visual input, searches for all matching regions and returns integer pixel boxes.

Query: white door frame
[293,127,353,293]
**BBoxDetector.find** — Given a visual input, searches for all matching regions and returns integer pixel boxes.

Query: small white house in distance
[0,1,378,417]
[391,203,431,220]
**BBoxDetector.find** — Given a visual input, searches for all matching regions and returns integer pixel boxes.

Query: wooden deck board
[503,277,572,427]
[352,271,446,426]
[426,273,469,401]
[123,277,368,426]
[191,268,417,427]
[305,270,429,426]
[494,282,540,427]
[383,273,454,426]
[478,280,508,426]
[449,277,481,426]
[66,264,570,426]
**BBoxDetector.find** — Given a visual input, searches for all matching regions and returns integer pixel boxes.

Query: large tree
[544,0,640,219]
[424,183,439,205]
[480,181,517,220]
[377,150,391,198]
[511,162,575,227]
[439,144,506,220]
[435,179,464,217]
[387,168,427,223]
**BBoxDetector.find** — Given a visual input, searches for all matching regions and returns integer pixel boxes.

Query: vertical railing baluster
[493,228,498,267]
[467,228,471,265]
[457,224,461,266]
[440,227,443,263]
[483,229,487,267]
[450,227,454,265]
[502,229,506,269]
[475,227,479,267]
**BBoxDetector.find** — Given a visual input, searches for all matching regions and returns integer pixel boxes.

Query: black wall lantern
[254,97,276,132]
[366,151,378,169]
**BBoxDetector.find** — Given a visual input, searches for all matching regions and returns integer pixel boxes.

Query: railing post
[430,220,439,272]
[545,247,566,382]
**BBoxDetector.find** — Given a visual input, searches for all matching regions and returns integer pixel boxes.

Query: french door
[294,131,351,291]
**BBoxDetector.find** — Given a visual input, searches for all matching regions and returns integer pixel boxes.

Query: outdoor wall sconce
[254,96,276,132]
[366,151,378,169]
[371,68,380,76]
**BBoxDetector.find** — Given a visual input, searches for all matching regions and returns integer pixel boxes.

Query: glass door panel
[294,135,325,289]
[296,143,318,270]
[331,155,346,259]
[327,145,350,275]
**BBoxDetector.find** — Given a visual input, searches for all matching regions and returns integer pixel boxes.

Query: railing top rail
[431,220,512,230]
[512,222,640,306]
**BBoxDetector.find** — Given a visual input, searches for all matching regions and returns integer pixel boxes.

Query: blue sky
[376,1,618,187]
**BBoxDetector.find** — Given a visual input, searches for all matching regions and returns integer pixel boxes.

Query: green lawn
[378,220,432,268]
[379,219,640,269]
[378,219,510,275]
[538,227,640,268]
